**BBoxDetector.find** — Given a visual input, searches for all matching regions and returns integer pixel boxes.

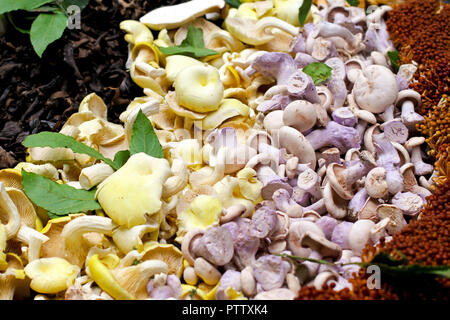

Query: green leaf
[387,50,400,73]
[158,24,219,58]
[0,0,53,14]
[225,0,241,8]
[47,211,63,219]
[298,0,312,27]
[21,170,101,215]
[30,11,68,57]
[346,0,359,6]
[129,109,164,158]
[302,62,333,85]
[371,251,408,266]
[22,131,120,170]
[113,150,131,169]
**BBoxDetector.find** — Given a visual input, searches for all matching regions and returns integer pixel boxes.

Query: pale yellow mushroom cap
[24,257,79,294]
[96,153,171,228]
[175,195,222,243]
[174,65,224,113]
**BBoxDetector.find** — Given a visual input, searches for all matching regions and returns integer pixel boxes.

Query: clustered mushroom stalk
[1,0,437,301]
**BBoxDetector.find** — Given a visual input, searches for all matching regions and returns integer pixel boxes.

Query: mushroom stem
[0,182,21,239]
[79,163,115,190]
[401,100,424,130]
[410,146,434,176]
[256,165,293,200]
[16,225,49,262]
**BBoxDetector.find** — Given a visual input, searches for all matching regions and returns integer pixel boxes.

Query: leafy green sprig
[1,0,90,57]
[21,109,163,217]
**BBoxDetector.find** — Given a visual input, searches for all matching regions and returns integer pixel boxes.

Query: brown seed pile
[386,0,449,185]
[296,269,399,300]
[297,0,450,300]
[386,0,450,115]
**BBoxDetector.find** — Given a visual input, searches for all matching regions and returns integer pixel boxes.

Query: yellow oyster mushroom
[141,241,184,278]
[213,176,254,216]
[273,0,309,27]
[202,99,250,130]
[0,224,7,271]
[0,168,23,190]
[95,153,171,228]
[170,139,203,168]
[165,91,207,120]
[14,162,59,181]
[236,167,263,202]
[224,11,299,46]
[165,55,204,83]
[175,195,222,243]
[88,254,135,300]
[24,257,79,294]
[0,253,27,300]
[174,65,224,113]
[112,224,158,254]
[78,92,108,119]
[0,182,21,240]
[119,20,159,63]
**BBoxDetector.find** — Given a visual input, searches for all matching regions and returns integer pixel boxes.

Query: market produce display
[0,0,448,300]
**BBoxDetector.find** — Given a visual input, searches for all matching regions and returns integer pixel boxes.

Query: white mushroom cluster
[0,0,435,300]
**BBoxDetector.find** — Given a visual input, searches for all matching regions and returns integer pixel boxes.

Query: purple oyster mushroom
[332,107,357,127]
[272,188,303,217]
[256,94,292,112]
[289,33,306,53]
[286,71,320,103]
[249,206,279,239]
[348,188,369,218]
[206,127,237,151]
[373,133,404,194]
[217,270,241,294]
[233,218,260,268]
[305,121,360,153]
[253,255,290,291]
[252,52,297,85]
[294,52,318,69]
[147,275,182,300]
[364,21,395,54]
[192,226,234,266]
[331,221,353,250]
[256,165,293,200]
[327,78,347,110]
[315,216,338,240]
[383,120,409,144]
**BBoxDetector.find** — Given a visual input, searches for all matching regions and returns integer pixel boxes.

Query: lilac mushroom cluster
[173,1,436,299]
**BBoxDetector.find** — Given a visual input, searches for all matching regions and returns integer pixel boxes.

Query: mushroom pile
[0,0,435,300]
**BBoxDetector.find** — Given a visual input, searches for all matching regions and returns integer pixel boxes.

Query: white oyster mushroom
[352,65,398,113]
[140,0,225,30]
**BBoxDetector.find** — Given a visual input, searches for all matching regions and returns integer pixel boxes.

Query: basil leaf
[22,131,119,170]
[113,150,131,169]
[158,24,219,58]
[347,0,359,6]
[387,50,400,73]
[129,109,164,158]
[0,0,53,14]
[21,170,101,215]
[30,11,68,57]
[225,0,241,8]
[302,62,333,85]
[298,0,312,27]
